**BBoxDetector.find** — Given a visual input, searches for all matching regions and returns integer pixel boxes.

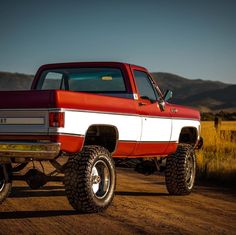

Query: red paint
[0,89,137,115]
[133,142,174,156]
[0,134,84,153]
[169,104,200,120]
[54,90,138,115]
[165,142,178,154]
[0,133,176,157]
[0,90,54,109]
[114,141,137,155]
[0,89,199,121]
[51,135,84,153]
[114,141,177,157]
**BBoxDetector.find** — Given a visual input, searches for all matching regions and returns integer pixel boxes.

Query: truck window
[133,70,158,101]
[40,72,65,90]
[37,68,126,93]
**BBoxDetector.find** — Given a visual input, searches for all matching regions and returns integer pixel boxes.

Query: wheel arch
[178,126,198,146]
[83,124,119,153]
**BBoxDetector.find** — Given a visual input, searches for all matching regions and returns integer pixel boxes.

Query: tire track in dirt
[0,168,235,235]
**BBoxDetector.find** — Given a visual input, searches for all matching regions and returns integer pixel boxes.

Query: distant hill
[182,85,236,112]
[152,73,228,99]
[152,72,236,112]
[0,71,33,90]
[0,71,235,112]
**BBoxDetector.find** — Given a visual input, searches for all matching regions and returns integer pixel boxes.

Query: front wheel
[165,144,196,195]
[64,145,116,213]
[0,164,12,204]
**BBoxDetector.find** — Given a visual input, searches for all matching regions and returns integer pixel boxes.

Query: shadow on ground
[10,185,65,198]
[0,210,79,219]
[116,191,169,196]
[10,185,169,198]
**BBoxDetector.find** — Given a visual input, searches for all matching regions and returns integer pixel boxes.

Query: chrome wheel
[0,163,12,204]
[64,146,116,212]
[91,159,111,199]
[186,154,196,189]
[0,179,5,192]
[0,165,6,192]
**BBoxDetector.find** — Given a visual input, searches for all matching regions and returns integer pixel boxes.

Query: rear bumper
[0,142,61,161]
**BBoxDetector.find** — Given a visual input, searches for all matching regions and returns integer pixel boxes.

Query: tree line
[201,112,236,121]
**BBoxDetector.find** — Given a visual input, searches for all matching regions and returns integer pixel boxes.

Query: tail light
[49,112,65,127]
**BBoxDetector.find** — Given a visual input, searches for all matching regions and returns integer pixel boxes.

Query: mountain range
[152,73,236,112]
[0,71,235,112]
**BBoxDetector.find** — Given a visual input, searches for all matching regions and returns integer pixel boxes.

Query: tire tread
[64,145,115,213]
[165,144,196,195]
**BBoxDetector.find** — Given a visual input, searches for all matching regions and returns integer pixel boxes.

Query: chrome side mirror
[158,99,165,111]
[158,90,173,111]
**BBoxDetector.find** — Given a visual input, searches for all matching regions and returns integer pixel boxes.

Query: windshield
[36,67,127,93]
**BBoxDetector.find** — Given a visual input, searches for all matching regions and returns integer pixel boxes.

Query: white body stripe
[140,117,172,142]
[0,108,200,143]
[53,111,142,141]
[171,119,200,141]
[51,110,200,142]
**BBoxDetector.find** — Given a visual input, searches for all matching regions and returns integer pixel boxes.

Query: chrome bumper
[0,142,61,160]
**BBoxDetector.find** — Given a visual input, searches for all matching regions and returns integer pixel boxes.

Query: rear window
[36,68,126,93]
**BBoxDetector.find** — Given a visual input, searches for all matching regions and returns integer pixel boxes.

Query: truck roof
[37,61,147,71]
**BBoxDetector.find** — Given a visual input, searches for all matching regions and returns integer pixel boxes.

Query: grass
[196,121,236,187]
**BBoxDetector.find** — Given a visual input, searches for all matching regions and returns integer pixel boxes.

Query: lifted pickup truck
[0,62,202,212]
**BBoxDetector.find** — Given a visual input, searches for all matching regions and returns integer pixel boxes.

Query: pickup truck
[0,62,202,213]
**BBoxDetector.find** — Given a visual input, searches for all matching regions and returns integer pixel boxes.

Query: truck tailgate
[0,90,57,135]
[0,90,55,109]
[0,109,49,135]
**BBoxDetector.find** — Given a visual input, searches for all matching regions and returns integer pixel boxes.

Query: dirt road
[0,168,235,235]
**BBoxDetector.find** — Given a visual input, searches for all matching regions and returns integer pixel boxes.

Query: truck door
[131,68,172,156]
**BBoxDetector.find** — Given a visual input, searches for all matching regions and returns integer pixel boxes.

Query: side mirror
[163,90,173,101]
[158,100,165,111]
[158,90,173,111]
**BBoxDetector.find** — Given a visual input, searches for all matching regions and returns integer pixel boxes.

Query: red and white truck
[0,62,202,212]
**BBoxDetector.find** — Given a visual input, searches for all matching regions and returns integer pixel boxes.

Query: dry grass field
[197,121,236,186]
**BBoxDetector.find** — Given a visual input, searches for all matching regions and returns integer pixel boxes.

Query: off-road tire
[0,164,12,204]
[165,144,196,195]
[64,145,116,213]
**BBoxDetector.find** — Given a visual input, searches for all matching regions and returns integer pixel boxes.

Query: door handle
[171,108,178,113]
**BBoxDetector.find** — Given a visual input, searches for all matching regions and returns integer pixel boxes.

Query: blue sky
[0,0,235,83]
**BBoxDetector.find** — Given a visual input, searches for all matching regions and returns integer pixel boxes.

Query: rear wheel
[165,144,196,195]
[0,164,12,203]
[64,145,116,213]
